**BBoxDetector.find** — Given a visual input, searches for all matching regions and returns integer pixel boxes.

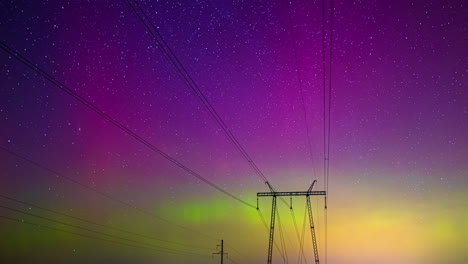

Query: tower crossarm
[257,185,326,264]
[257,191,326,197]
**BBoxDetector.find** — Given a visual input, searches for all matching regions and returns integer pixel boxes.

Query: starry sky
[0,0,467,264]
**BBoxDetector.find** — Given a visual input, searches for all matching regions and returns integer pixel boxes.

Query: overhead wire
[326,1,334,263]
[327,0,333,199]
[322,0,327,195]
[284,0,318,259]
[0,0,336,261]
[228,257,241,264]
[276,207,289,263]
[123,3,302,261]
[121,11,301,263]
[0,215,210,259]
[290,207,308,264]
[2,2,283,258]
[2,9,262,259]
[0,35,265,262]
[327,0,333,200]
[123,0,289,198]
[315,194,323,262]
[0,42,255,211]
[325,0,333,261]
[299,203,308,264]
[123,0,268,182]
[321,0,334,263]
[224,242,248,264]
[320,0,328,263]
[0,145,219,242]
[257,209,286,261]
[0,205,208,257]
[284,0,318,180]
[0,193,212,251]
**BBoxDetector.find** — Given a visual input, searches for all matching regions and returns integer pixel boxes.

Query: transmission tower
[257,180,326,264]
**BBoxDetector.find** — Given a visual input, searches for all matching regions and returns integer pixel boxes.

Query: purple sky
[1,1,467,263]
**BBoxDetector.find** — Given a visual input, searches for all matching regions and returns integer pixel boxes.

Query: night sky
[0,0,467,264]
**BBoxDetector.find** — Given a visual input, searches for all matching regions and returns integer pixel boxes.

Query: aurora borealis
[1,0,467,263]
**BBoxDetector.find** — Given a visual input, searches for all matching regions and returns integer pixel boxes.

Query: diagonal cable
[0,42,255,210]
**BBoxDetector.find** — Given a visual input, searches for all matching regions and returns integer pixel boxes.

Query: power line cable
[228,258,241,264]
[0,215,209,258]
[327,0,333,196]
[299,204,308,264]
[0,205,208,257]
[315,195,323,262]
[0,193,212,251]
[121,16,293,264]
[224,242,248,264]
[321,0,327,196]
[325,1,333,262]
[276,207,288,263]
[0,41,255,211]
[321,0,334,263]
[290,207,308,264]
[0,145,217,242]
[284,0,318,180]
[284,1,318,259]
[124,0,280,191]
[257,209,286,261]
[1,29,254,258]
[319,1,330,263]
[124,7,297,254]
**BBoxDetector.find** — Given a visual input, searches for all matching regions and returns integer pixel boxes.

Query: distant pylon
[213,239,228,264]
